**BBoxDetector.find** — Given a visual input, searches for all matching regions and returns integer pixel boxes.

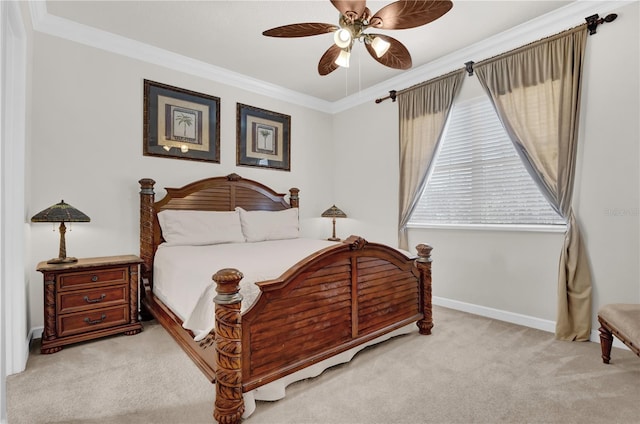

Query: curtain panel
[397,70,465,250]
[474,25,591,340]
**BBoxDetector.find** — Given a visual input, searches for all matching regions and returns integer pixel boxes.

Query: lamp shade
[31,200,90,223]
[334,49,351,68]
[371,36,391,58]
[32,200,90,264]
[321,205,347,219]
[333,28,352,49]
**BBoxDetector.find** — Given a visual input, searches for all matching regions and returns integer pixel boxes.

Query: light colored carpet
[7,306,640,423]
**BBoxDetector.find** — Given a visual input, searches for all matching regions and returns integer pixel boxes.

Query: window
[408,96,565,228]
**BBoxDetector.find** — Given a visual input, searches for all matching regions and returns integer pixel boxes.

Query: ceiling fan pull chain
[345,65,349,97]
[358,48,362,95]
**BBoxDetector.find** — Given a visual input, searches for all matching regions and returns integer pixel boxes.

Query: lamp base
[47,256,78,264]
[327,237,341,242]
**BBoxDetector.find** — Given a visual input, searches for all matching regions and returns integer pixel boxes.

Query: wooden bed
[138,173,433,423]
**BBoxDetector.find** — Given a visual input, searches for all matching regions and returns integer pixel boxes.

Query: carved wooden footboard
[212,236,433,424]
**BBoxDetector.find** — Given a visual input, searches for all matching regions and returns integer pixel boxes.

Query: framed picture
[143,79,220,163]
[236,103,290,171]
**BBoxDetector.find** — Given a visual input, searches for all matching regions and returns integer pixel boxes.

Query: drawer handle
[83,314,107,325]
[83,294,106,304]
[91,275,99,282]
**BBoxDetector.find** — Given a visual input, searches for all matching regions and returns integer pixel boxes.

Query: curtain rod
[374,67,464,104]
[375,12,618,104]
[375,90,397,104]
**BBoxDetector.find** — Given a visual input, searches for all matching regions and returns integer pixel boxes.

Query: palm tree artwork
[259,129,271,150]
[175,112,193,137]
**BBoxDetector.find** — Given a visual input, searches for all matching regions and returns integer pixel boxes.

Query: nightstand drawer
[58,267,128,291]
[58,285,127,314]
[58,305,129,337]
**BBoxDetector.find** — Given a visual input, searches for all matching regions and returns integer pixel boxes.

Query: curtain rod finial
[586,13,618,35]
[375,90,397,104]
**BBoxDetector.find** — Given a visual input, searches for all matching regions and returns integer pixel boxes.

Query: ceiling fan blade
[365,34,412,70]
[263,23,338,38]
[330,0,368,21]
[370,0,453,30]
[318,44,342,76]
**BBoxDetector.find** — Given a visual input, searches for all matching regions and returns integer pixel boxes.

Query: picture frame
[236,103,291,171]
[143,79,220,163]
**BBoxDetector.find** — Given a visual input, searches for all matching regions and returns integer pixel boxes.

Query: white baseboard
[433,296,628,351]
[29,327,43,342]
[21,327,44,370]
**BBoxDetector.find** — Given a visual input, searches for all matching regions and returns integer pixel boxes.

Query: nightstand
[37,255,143,354]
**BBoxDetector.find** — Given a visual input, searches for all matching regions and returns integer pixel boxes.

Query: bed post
[212,268,245,424]
[289,187,299,208]
[139,179,156,280]
[139,178,156,320]
[414,244,434,335]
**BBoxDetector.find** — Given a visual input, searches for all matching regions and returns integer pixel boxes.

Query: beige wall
[27,34,334,330]
[576,1,640,325]
[332,1,640,335]
[24,1,639,339]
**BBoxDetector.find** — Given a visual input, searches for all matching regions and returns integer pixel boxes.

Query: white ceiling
[43,0,579,103]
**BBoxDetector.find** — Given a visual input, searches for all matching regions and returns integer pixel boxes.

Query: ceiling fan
[263,0,453,75]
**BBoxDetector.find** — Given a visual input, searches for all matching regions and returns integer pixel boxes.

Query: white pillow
[157,209,245,246]
[236,207,299,242]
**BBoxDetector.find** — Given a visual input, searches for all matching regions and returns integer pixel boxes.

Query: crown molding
[29,0,631,115]
[27,1,334,114]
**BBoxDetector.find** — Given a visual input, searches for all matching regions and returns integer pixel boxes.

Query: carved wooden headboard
[138,173,299,285]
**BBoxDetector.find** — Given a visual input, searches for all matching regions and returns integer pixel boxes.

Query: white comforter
[153,238,339,341]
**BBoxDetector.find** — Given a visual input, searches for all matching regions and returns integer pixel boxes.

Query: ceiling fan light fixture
[262,0,454,76]
[335,49,351,68]
[333,28,352,48]
[371,36,391,58]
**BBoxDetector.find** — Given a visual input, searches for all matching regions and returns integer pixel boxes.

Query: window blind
[409,96,566,226]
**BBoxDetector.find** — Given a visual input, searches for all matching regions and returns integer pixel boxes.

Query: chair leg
[599,325,613,364]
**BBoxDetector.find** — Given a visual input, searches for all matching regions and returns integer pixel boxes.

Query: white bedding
[153,238,339,341]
